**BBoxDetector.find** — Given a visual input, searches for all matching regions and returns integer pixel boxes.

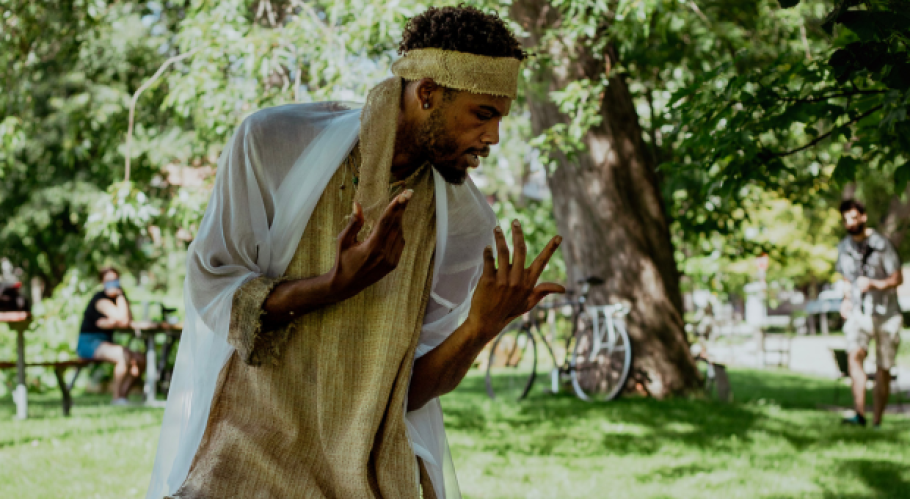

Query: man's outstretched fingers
[529,282,567,305]
[375,190,411,236]
[494,227,510,279]
[528,235,562,281]
[482,245,496,277]
[338,202,364,249]
[510,220,527,284]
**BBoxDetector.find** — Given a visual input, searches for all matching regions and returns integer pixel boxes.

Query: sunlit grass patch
[1,369,908,498]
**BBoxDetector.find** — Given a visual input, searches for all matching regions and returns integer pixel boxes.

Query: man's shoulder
[240,102,361,151]
[245,102,360,128]
[836,236,853,251]
[867,230,893,250]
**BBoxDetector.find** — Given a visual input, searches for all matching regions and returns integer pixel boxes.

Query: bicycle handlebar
[590,303,630,316]
[533,299,629,316]
[530,278,628,316]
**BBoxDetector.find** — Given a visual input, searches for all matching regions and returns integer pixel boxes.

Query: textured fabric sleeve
[834,241,853,281]
[228,275,293,366]
[834,241,844,276]
[881,237,902,276]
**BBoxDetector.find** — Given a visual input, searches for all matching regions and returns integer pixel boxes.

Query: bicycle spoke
[485,327,537,402]
[571,311,633,402]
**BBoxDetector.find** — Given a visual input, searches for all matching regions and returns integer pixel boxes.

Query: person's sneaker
[841,413,867,426]
[111,398,131,406]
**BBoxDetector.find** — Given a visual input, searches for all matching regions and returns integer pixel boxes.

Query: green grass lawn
[2,369,909,499]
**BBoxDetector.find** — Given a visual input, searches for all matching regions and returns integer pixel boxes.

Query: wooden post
[14,329,27,419]
[144,331,158,405]
[54,367,72,417]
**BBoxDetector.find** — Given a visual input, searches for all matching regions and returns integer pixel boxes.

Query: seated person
[76,267,145,405]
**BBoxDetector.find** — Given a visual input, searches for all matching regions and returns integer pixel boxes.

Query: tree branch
[688,1,709,24]
[124,47,203,183]
[775,104,883,158]
[777,89,888,103]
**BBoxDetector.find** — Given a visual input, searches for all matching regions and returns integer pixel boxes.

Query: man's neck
[851,227,873,243]
[390,111,426,180]
[390,151,425,180]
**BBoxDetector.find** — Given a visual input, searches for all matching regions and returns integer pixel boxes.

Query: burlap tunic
[170,147,437,499]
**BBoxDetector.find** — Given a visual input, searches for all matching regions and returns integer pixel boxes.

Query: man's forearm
[407,317,497,411]
[871,272,903,291]
[260,272,342,331]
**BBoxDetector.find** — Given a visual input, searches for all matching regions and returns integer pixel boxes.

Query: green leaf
[833,156,859,184]
[831,125,852,141]
[883,63,910,91]
[895,161,910,192]
[838,11,894,42]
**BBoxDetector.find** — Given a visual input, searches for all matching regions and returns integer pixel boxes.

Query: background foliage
[2,0,908,375]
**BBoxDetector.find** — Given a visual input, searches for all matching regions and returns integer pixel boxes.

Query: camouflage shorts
[844,313,903,370]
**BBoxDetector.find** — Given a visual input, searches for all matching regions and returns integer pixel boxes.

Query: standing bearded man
[837,199,903,428]
[146,7,564,499]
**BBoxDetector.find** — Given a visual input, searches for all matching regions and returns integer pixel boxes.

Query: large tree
[509,1,701,396]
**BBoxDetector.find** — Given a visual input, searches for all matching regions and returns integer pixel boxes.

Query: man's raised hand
[467,220,565,341]
[328,191,412,300]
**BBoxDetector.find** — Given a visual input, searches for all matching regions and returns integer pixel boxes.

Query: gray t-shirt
[836,230,902,317]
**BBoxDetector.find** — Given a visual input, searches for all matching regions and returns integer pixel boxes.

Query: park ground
[1,367,909,499]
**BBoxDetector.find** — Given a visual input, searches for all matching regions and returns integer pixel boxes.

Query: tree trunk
[511,1,701,396]
[879,186,910,249]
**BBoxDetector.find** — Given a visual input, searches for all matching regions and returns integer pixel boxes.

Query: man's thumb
[531,283,566,304]
[339,202,364,248]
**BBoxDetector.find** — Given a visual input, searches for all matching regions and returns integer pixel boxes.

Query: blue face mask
[103,279,121,291]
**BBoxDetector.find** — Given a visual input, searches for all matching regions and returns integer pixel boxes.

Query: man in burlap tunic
[170,152,438,498]
[150,7,564,499]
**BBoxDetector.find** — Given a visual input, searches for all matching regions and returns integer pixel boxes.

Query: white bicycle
[485,277,633,402]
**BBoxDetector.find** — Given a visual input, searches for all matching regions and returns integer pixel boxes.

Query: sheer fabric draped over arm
[146,103,362,499]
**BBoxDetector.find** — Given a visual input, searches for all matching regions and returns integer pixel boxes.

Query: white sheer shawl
[145,102,496,499]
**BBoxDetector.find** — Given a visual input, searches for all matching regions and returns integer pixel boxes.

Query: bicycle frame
[484,276,633,402]
[584,304,630,363]
[522,293,630,394]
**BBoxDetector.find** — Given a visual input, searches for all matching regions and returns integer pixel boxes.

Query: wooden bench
[0,358,105,416]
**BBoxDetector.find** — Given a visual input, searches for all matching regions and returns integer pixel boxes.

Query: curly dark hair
[399,5,527,61]
[839,199,866,215]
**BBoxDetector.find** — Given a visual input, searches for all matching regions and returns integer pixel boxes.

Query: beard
[414,108,470,185]
[846,223,866,236]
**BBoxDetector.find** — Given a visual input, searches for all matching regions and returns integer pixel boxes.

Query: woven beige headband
[391,48,521,99]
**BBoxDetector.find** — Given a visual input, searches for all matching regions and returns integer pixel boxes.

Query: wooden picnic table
[116,320,183,407]
[1,314,182,418]
[1,311,32,419]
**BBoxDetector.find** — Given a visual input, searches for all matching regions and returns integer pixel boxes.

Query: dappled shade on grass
[1,369,908,498]
[444,369,910,498]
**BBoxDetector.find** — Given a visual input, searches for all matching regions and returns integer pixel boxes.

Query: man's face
[415,90,512,185]
[842,208,867,236]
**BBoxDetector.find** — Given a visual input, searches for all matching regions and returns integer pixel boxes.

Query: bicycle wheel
[571,313,632,401]
[485,326,537,402]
